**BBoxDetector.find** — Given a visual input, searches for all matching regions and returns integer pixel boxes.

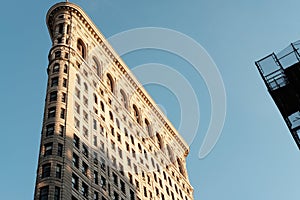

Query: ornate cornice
[46,2,189,156]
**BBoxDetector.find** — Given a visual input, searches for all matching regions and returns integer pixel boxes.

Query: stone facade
[34,2,194,200]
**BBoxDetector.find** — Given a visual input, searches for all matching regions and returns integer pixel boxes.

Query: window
[63,78,67,87]
[120,180,126,194]
[118,148,122,159]
[77,39,86,59]
[44,143,53,156]
[106,74,114,93]
[48,107,56,118]
[109,111,113,121]
[100,101,105,112]
[83,111,88,121]
[113,191,119,200]
[145,119,152,136]
[93,119,97,130]
[63,64,68,73]
[130,190,135,200]
[59,125,64,136]
[57,143,63,157]
[93,94,98,104]
[73,134,80,148]
[73,153,79,168]
[132,105,140,124]
[93,135,97,147]
[177,158,185,176]
[42,163,51,178]
[100,157,106,171]
[39,186,49,200]
[111,140,115,151]
[120,89,128,109]
[60,108,65,119]
[82,161,88,176]
[92,57,102,77]
[53,63,59,73]
[54,187,60,200]
[49,91,57,102]
[58,23,64,34]
[56,164,62,178]
[84,82,88,91]
[62,92,66,103]
[75,117,80,129]
[82,143,89,157]
[83,126,88,139]
[82,182,89,198]
[100,176,106,189]
[94,191,99,200]
[113,172,118,186]
[72,173,79,190]
[76,74,81,85]
[94,170,99,184]
[45,124,54,136]
[75,102,80,114]
[55,51,61,58]
[156,133,164,151]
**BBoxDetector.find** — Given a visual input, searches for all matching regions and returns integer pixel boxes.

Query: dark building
[256,41,300,149]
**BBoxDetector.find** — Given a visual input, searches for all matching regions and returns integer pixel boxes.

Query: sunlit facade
[34,2,193,200]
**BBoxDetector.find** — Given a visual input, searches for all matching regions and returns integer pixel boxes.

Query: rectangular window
[59,125,64,136]
[82,161,88,176]
[83,127,88,139]
[56,164,62,179]
[82,182,89,198]
[73,134,80,148]
[48,107,56,118]
[120,180,126,194]
[57,144,63,157]
[93,119,97,130]
[73,153,79,168]
[54,187,60,200]
[113,172,118,186]
[75,102,80,114]
[60,108,65,119]
[42,163,51,178]
[100,157,106,171]
[94,191,99,200]
[72,173,79,190]
[39,186,49,200]
[45,124,54,136]
[93,135,97,147]
[75,88,81,99]
[118,148,122,159]
[100,176,106,190]
[62,92,66,103]
[82,143,89,158]
[94,170,98,184]
[51,77,58,87]
[44,143,53,156]
[74,117,80,129]
[49,91,57,102]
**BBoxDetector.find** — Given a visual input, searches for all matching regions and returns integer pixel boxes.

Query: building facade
[256,41,300,149]
[34,2,194,200]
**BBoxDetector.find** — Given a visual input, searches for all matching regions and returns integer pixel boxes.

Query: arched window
[106,74,114,93]
[93,94,98,104]
[92,57,102,77]
[166,144,175,163]
[77,39,86,59]
[76,74,81,85]
[120,89,128,109]
[109,111,114,121]
[177,158,185,177]
[145,119,152,136]
[100,101,105,112]
[132,105,141,124]
[156,133,164,151]
[84,82,88,92]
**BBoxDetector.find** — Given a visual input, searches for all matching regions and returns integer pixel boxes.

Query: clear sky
[2,0,300,199]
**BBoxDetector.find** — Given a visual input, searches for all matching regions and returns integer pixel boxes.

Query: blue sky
[2,0,300,199]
